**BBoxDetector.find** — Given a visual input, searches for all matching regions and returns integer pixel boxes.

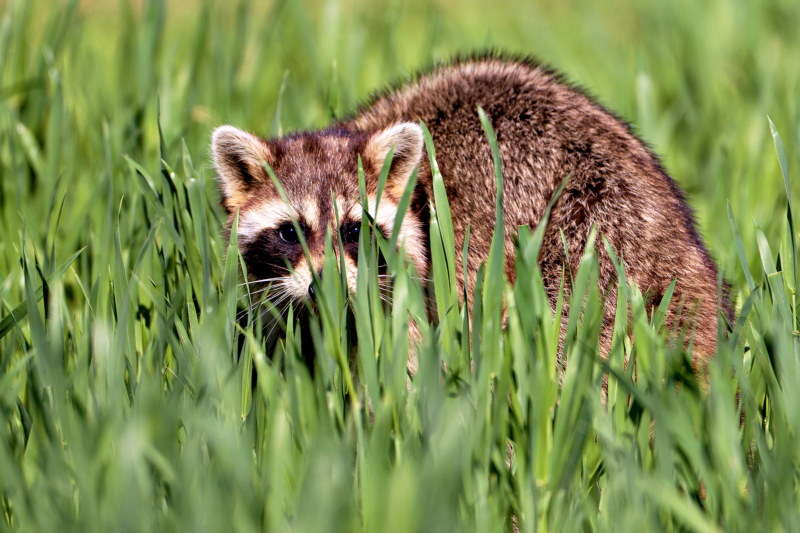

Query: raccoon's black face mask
[211,122,427,308]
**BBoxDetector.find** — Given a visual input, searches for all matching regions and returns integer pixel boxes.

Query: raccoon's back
[346,53,693,282]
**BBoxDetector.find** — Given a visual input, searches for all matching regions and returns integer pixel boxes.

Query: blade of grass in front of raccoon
[549,230,599,494]
[467,107,509,496]
[357,158,418,386]
[329,195,356,385]
[602,236,640,376]
[651,278,677,330]
[506,274,528,426]
[420,121,460,357]
[390,247,412,395]
[601,239,631,392]
[552,267,566,368]
[559,229,573,288]
[331,190,350,324]
[263,158,356,399]
[322,229,347,365]
[428,207,452,356]
[348,158,373,520]
[524,174,571,266]
[518,171,569,382]
[513,223,563,456]
[388,167,419,267]
[460,225,471,374]
[471,262,485,370]
[369,147,399,281]
[374,144,395,212]
[477,107,504,373]
[419,121,456,287]
[319,229,350,420]
[355,156,381,409]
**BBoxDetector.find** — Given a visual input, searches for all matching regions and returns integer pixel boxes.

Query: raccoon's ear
[364,122,424,197]
[211,125,274,211]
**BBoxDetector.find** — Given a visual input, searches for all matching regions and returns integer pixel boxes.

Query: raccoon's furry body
[213,52,730,374]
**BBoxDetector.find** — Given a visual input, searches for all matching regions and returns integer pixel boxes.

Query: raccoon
[212,52,731,375]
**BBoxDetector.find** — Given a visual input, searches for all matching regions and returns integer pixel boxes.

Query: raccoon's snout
[308,270,323,301]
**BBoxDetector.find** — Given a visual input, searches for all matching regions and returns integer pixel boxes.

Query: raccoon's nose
[308,271,323,301]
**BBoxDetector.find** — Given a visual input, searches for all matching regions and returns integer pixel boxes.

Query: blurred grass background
[2,0,800,531]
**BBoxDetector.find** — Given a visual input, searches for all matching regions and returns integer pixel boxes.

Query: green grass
[2,0,800,530]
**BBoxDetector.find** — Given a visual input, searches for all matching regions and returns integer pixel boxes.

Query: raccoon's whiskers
[242,280,292,300]
[263,289,294,317]
[377,282,395,307]
[237,280,294,322]
[236,281,292,324]
[238,276,292,288]
[264,297,297,342]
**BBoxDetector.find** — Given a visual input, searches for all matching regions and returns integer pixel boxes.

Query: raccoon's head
[211,123,427,310]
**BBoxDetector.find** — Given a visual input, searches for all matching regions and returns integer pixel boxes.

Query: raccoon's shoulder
[345,50,606,132]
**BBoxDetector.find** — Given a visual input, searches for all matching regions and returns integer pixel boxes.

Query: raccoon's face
[211,123,426,309]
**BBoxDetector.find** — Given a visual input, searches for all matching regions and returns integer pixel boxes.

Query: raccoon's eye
[278,223,300,244]
[343,223,360,244]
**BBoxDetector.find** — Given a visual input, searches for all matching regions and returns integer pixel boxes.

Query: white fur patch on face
[302,200,320,231]
[238,198,322,241]
[238,199,294,242]
[331,196,347,224]
[289,256,313,298]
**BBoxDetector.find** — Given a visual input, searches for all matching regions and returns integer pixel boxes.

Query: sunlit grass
[1,0,800,531]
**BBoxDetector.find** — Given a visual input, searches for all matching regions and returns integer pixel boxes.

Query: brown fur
[213,51,732,373]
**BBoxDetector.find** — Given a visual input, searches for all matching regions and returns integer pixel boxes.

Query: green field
[2,0,800,531]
